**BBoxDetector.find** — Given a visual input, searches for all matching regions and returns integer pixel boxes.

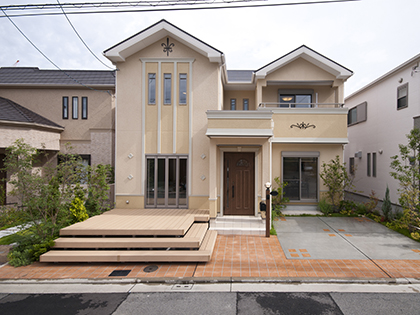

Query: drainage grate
[172,284,193,290]
[143,265,159,273]
[108,270,131,277]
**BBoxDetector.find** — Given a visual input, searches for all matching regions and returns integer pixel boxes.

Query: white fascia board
[105,21,223,64]
[206,110,273,120]
[267,108,349,115]
[272,137,348,144]
[255,47,352,80]
[206,129,273,137]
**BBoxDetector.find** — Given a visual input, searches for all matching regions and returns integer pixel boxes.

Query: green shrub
[318,198,333,215]
[70,197,88,223]
[382,186,393,221]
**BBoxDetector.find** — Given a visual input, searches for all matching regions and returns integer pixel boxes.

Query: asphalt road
[1,292,419,315]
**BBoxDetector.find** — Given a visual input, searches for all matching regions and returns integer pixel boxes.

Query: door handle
[232,185,234,198]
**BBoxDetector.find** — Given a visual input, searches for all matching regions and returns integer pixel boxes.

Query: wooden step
[53,223,208,249]
[40,230,218,263]
[60,208,209,236]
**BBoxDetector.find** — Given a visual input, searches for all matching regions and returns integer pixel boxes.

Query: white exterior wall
[344,57,420,204]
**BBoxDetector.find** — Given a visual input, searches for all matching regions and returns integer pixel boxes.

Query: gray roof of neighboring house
[0,67,115,87]
[0,97,63,129]
[226,70,254,83]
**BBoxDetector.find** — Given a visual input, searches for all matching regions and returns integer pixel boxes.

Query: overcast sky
[1,0,419,96]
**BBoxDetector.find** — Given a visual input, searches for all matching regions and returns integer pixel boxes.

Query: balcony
[258,102,344,109]
[206,110,273,138]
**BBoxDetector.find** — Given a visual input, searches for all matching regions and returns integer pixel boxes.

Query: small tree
[271,177,289,217]
[319,155,355,212]
[382,185,393,221]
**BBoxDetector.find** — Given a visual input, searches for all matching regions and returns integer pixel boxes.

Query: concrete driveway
[273,216,420,260]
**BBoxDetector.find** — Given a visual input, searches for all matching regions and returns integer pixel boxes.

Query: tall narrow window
[372,152,377,177]
[349,157,355,175]
[81,97,88,119]
[148,73,156,104]
[367,153,371,177]
[230,99,236,110]
[62,97,69,119]
[72,97,78,119]
[164,73,172,104]
[243,99,249,110]
[397,83,408,109]
[179,73,187,105]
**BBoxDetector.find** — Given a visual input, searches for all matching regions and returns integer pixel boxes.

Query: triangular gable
[254,45,353,80]
[104,19,224,64]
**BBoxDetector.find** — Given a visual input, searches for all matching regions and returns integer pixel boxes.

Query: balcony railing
[258,102,344,109]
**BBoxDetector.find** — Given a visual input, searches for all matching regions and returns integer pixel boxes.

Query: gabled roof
[0,97,63,131]
[104,19,224,64]
[254,45,353,80]
[0,67,115,88]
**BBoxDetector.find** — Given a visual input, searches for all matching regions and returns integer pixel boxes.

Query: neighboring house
[0,67,115,205]
[344,53,420,206]
[104,20,352,217]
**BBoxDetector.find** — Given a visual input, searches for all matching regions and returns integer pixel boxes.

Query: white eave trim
[104,20,223,64]
[255,47,352,80]
[206,110,273,120]
[206,128,273,137]
[272,137,348,144]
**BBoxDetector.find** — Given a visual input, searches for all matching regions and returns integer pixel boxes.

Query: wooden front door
[223,152,255,215]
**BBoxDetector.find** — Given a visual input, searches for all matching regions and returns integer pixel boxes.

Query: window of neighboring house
[81,97,88,119]
[349,157,355,175]
[179,73,187,105]
[148,73,156,104]
[62,97,69,119]
[348,102,367,126]
[279,94,312,108]
[397,83,408,109]
[57,154,91,183]
[243,99,249,110]
[367,153,371,177]
[164,73,172,104]
[72,97,78,119]
[372,152,377,177]
[230,99,236,110]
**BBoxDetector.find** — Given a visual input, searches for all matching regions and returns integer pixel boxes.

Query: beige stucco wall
[0,124,61,150]
[0,88,115,166]
[114,36,220,204]
[271,143,344,200]
[223,90,256,110]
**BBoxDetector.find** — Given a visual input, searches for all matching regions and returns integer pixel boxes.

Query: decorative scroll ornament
[236,159,249,167]
[290,122,316,129]
[161,38,175,56]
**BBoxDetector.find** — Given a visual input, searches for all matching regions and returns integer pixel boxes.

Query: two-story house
[0,68,115,205]
[344,53,420,206]
[104,20,353,218]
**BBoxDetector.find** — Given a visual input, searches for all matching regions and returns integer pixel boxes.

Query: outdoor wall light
[126,200,129,204]
[128,153,134,159]
[201,154,206,159]
[201,175,206,181]
[379,149,383,154]
[265,182,271,189]
[128,174,133,180]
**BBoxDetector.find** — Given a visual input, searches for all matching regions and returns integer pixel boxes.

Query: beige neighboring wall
[223,90,256,110]
[0,124,61,150]
[0,88,115,165]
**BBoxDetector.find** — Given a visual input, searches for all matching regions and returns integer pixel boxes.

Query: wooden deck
[40,208,216,263]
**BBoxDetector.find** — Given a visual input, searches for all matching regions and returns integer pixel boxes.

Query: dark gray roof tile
[0,97,63,129]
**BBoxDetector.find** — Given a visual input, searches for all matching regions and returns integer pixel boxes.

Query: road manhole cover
[108,270,131,277]
[143,265,159,273]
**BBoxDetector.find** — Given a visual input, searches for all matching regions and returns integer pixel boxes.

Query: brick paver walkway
[0,235,419,280]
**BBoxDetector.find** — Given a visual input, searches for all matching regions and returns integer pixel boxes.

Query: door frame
[219,147,260,217]
[281,151,320,202]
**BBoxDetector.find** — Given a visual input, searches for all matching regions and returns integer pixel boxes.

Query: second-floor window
[243,99,249,110]
[63,97,69,119]
[279,94,312,108]
[82,97,88,119]
[179,73,187,105]
[72,97,78,119]
[164,73,172,104]
[230,99,236,110]
[397,83,408,109]
[148,73,156,104]
[348,102,367,126]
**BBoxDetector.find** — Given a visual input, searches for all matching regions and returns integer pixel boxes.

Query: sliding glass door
[283,156,318,201]
[146,155,187,208]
